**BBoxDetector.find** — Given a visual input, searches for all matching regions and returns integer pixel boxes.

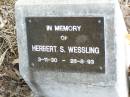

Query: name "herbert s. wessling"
[46,25,81,32]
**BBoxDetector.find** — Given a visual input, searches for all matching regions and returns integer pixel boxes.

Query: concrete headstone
[15,0,128,97]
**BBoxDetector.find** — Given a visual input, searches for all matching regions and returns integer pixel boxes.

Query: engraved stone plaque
[26,17,105,73]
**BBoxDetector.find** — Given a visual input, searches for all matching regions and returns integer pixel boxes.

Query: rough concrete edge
[15,2,39,96]
[115,0,128,97]
[16,0,114,5]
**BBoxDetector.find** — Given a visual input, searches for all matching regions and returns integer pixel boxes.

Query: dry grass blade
[0,49,8,66]
[0,15,5,29]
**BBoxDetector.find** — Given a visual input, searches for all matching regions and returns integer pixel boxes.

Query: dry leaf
[12,58,19,65]
[0,49,8,66]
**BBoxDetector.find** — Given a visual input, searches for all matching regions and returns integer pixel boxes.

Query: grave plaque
[15,0,128,97]
[26,17,105,73]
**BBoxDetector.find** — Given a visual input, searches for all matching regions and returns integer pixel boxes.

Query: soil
[0,0,33,97]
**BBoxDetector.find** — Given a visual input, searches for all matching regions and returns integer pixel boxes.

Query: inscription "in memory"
[46,25,82,32]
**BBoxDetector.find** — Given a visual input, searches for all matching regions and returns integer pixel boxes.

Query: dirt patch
[0,0,33,97]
